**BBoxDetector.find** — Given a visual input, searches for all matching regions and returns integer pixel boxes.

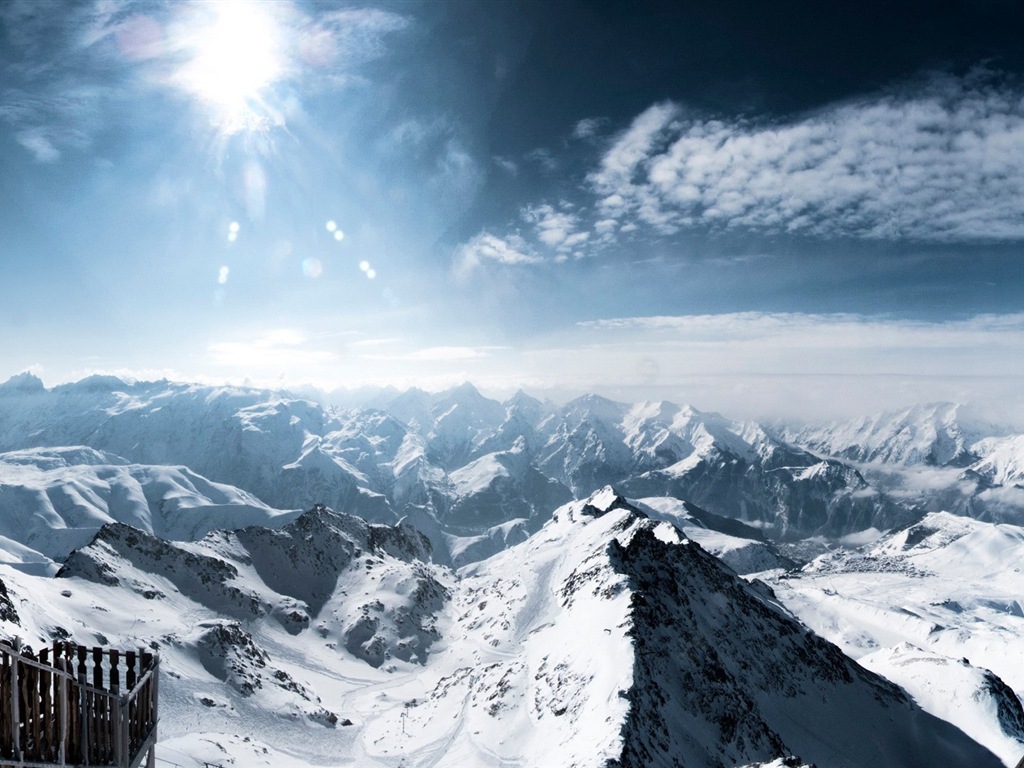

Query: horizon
[5,367,1024,429]
[3,1,1024,425]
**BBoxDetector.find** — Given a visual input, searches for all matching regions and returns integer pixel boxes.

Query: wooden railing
[0,639,158,768]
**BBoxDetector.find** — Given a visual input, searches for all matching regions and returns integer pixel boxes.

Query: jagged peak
[67,373,134,392]
[579,486,645,519]
[505,388,539,405]
[563,392,626,410]
[443,381,484,399]
[286,503,434,563]
[0,371,45,393]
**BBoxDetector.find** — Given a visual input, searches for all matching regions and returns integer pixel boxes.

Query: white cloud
[454,232,542,276]
[589,74,1024,241]
[493,156,518,175]
[577,312,1024,357]
[572,116,607,140]
[525,147,558,172]
[430,139,484,209]
[313,7,410,65]
[208,329,335,368]
[522,203,589,252]
[360,345,507,362]
[15,128,60,162]
[0,87,100,162]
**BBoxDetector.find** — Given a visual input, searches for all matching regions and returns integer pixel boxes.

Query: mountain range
[11,373,1018,567]
[2,373,1024,765]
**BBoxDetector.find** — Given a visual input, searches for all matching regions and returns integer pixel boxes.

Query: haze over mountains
[2,373,1024,766]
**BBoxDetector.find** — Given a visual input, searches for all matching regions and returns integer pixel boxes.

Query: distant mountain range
[11,373,1020,566]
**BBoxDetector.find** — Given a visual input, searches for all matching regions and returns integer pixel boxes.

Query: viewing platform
[0,638,158,768]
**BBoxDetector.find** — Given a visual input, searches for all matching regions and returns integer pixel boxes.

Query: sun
[173,0,287,134]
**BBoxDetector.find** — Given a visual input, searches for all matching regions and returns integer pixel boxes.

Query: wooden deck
[0,639,158,768]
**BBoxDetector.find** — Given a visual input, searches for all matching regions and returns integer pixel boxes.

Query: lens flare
[302,258,323,278]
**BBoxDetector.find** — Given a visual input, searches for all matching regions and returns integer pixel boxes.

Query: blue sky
[2,0,1023,420]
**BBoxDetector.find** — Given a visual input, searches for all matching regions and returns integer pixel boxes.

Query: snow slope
[0,493,1003,767]
[763,511,1024,765]
[0,446,297,566]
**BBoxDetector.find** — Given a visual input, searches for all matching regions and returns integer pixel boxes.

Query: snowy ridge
[363,489,1000,767]
[780,402,1024,524]
[765,510,1024,765]
[0,374,923,562]
[783,402,992,467]
[0,492,1006,766]
[0,446,297,566]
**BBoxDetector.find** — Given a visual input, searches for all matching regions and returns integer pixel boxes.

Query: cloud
[454,201,596,274]
[0,86,104,162]
[572,116,607,140]
[493,155,518,175]
[522,203,590,253]
[589,73,1024,242]
[361,345,507,362]
[13,127,60,162]
[207,329,335,368]
[577,311,1024,354]
[430,139,484,212]
[311,7,410,67]
[525,147,558,172]
[454,232,542,276]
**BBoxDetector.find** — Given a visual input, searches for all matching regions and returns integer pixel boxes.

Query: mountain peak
[579,485,645,519]
[61,374,132,393]
[446,381,483,398]
[0,371,45,393]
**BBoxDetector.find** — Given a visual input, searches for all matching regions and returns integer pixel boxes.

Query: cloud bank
[591,73,1024,242]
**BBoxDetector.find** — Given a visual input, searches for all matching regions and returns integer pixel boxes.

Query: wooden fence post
[78,645,88,764]
[10,638,21,762]
[58,657,68,766]
[39,645,51,761]
[93,646,105,764]
[110,648,121,767]
[127,649,137,758]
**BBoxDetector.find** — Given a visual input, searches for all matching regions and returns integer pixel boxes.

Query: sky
[2,0,1024,421]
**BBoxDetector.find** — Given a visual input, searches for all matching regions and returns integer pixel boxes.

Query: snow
[0,447,298,564]
[860,643,1024,766]
[762,511,1024,765]
[2,374,1024,766]
[0,490,1004,766]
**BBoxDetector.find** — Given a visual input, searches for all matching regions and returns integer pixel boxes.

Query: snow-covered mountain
[0,446,297,567]
[0,491,1004,767]
[781,402,1024,524]
[4,374,1024,765]
[782,402,994,467]
[762,510,1024,765]
[0,375,925,554]
[616,403,912,539]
